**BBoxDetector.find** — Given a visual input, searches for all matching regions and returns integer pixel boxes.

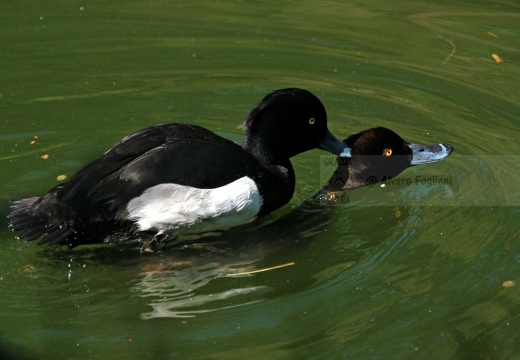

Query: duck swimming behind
[7,88,349,247]
[327,127,453,190]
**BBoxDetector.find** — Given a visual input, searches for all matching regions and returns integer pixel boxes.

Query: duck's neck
[256,162,296,216]
[242,142,296,215]
[243,135,291,166]
[325,161,367,190]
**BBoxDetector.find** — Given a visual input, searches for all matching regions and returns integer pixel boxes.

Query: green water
[1,1,520,359]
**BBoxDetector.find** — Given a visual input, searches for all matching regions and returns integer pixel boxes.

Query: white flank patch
[125,177,263,237]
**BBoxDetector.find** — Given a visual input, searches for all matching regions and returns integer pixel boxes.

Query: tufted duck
[327,127,453,190]
[8,88,349,247]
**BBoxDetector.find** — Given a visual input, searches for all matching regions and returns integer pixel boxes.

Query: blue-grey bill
[409,143,453,165]
[319,129,351,157]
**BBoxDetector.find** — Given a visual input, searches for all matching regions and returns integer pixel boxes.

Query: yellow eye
[309,118,315,125]
[385,149,393,156]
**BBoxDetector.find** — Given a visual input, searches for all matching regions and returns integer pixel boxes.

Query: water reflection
[134,258,271,319]
[127,206,327,319]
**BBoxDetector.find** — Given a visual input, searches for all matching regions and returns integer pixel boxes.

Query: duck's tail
[7,187,76,246]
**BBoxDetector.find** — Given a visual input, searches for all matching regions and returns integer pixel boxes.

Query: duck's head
[328,127,453,189]
[242,88,347,163]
